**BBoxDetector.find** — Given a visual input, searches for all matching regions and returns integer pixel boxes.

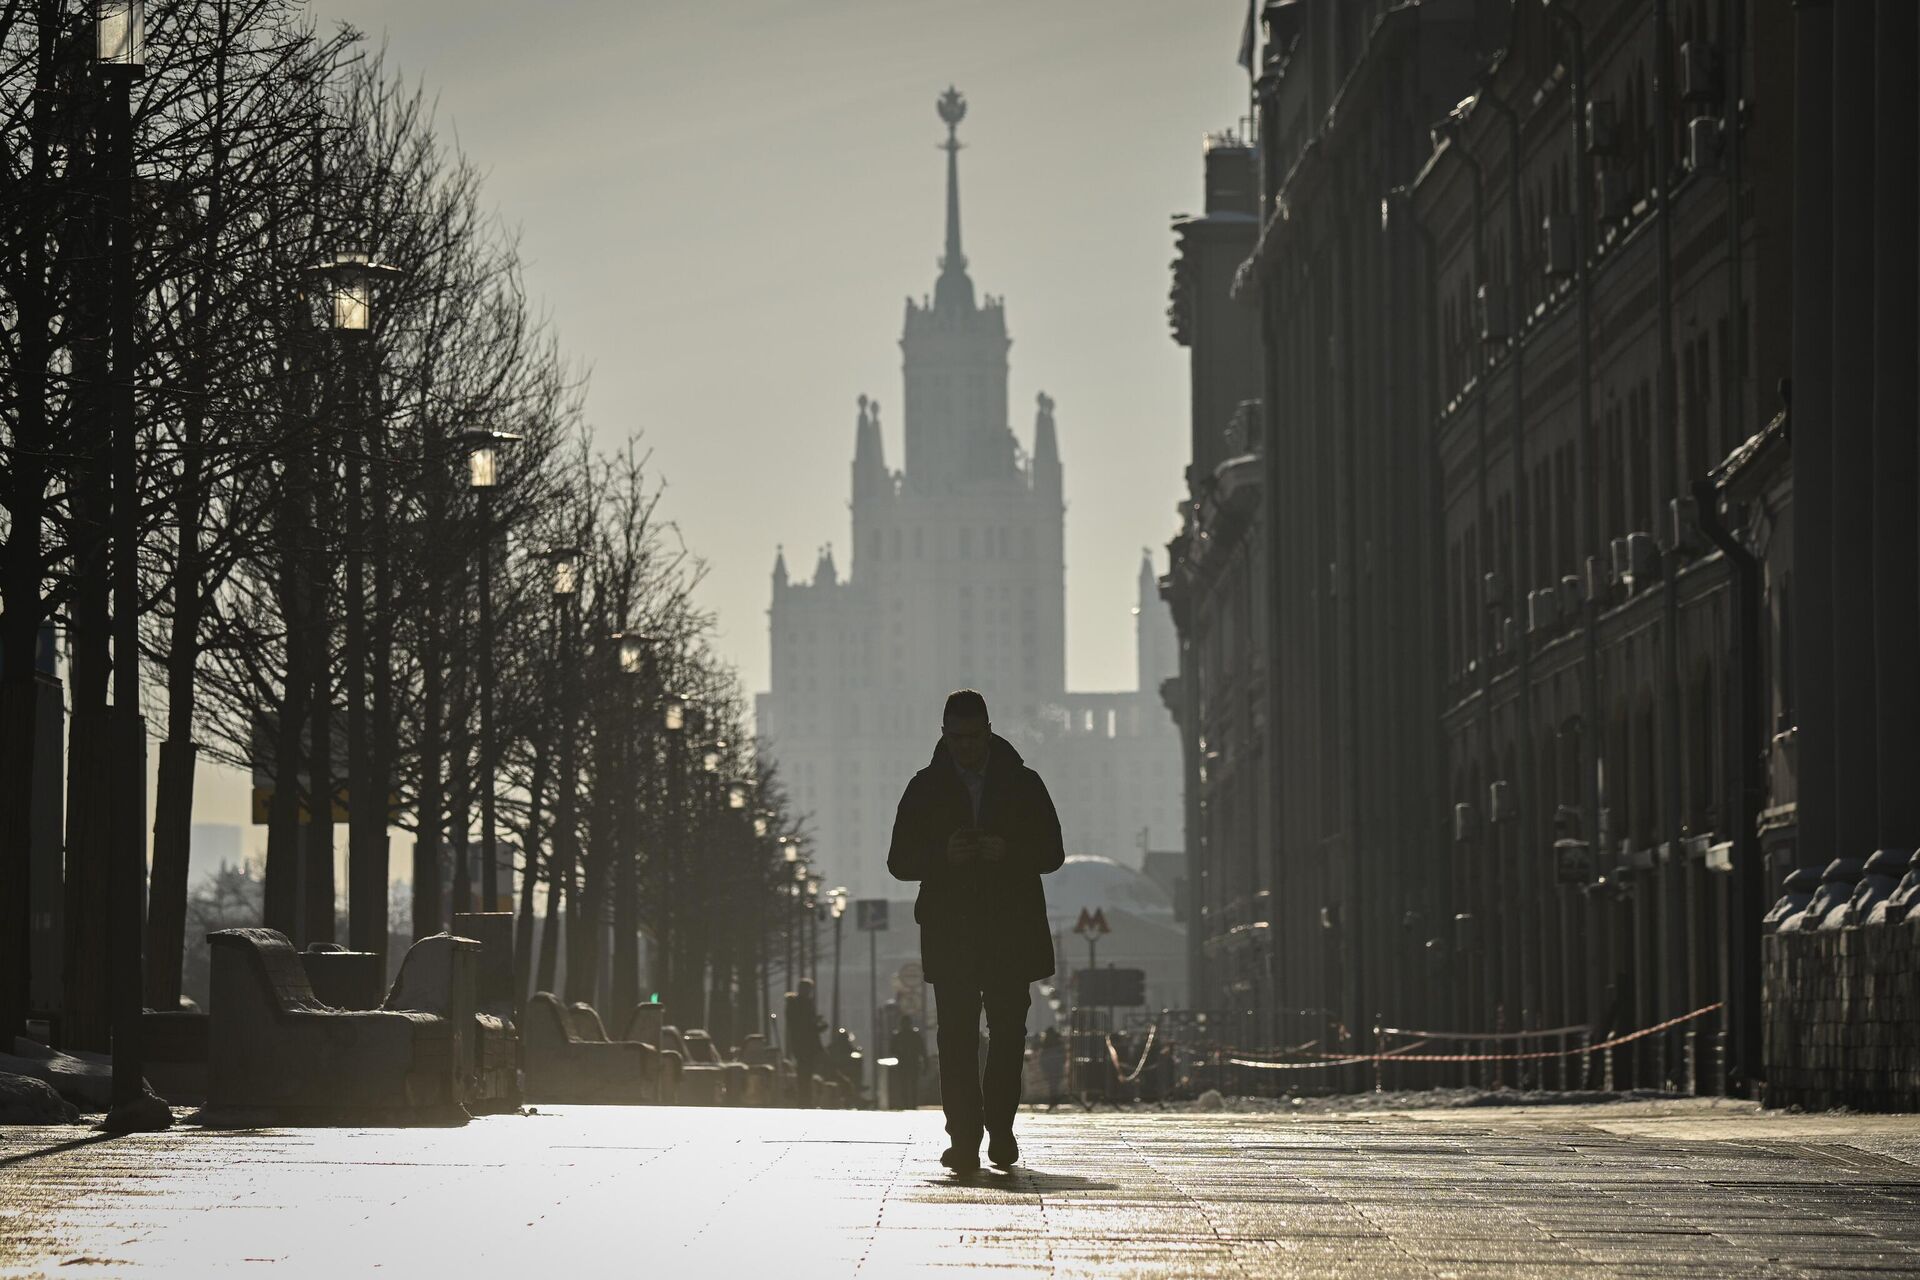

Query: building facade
[1156,0,1826,1093]
[1161,137,1271,1036]
[758,90,1182,904]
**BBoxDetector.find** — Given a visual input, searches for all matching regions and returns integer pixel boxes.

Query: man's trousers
[932,980,1030,1147]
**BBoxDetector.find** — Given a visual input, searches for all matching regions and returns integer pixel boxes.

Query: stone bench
[303,944,386,1011]
[207,928,464,1125]
[680,1029,751,1105]
[659,1025,727,1106]
[382,933,517,1114]
[141,1011,210,1106]
[735,1034,781,1107]
[522,994,673,1104]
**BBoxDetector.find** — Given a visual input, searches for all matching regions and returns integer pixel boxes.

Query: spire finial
[936,87,970,296]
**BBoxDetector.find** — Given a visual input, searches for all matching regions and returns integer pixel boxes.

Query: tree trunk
[514,735,549,1012]
[538,669,577,995]
[63,267,114,1051]
[302,452,335,948]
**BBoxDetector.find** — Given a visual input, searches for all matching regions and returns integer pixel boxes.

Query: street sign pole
[869,926,878,1097]
[855,899,889,1100]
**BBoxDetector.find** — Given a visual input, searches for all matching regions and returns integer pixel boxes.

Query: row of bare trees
[0,1,817,1052]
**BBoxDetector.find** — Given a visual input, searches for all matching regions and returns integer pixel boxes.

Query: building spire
[853,393,889,502]
[934,86,975,311]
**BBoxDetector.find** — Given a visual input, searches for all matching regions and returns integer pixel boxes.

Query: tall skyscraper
[758,89,1179,900]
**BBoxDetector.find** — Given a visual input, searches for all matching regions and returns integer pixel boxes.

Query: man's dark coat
[886,733,1065,987]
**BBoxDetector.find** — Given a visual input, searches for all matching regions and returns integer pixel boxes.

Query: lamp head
[95,1,144,73]
[548,547,581,598]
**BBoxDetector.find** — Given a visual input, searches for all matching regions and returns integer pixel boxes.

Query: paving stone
[5,1098,1920,1275]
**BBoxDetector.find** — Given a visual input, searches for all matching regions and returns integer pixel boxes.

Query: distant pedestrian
[888,689,1065,1172]
[1038,1026,1067,1110]
[826,1026,859,1096]
[786,978,823,1107]
[891,1015,927,1109]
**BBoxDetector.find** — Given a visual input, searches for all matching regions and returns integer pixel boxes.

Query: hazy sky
[194,0,1253,846]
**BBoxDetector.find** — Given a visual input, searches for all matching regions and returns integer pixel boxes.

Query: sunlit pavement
[7,1100,1920,1277]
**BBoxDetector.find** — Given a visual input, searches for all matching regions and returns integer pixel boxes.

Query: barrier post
[1715,1020,1729,1097]
[1371,1016,1383,1094]
[1604,1041,1615,1093]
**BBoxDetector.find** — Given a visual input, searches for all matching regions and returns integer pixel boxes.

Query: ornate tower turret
[902,87,1014,491]
[851,394,888,504]
[1032,390,1062,504]
[934,86,974,313]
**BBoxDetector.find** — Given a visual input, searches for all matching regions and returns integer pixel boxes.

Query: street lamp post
[692,738,725,1030]
[96,0,165,1133]
[806,874,822,989]
[830,888,847,1028]
[536,548,580,995]
[715,775,754,1046]
[610,631,655,1015]
[780,837,798,992]
[309,252,401,963]
[464,429,522,913]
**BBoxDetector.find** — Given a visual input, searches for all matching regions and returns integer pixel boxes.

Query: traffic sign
[1074,966,1145,1006]
[1073,907,1110,936]
[855,899,890,931]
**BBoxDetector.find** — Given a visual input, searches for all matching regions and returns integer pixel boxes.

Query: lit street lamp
[536,547,582,996]
[609,630,659,1014]
[830,886,847,1026]
[806,874,822,984]
[463,428,522,913]
[307,251,402,965]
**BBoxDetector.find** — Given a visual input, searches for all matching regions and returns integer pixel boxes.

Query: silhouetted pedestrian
[785,978,823,1107]
[826,1026,859,1096]
[1038,1026,1067,1110]
[887,689,1065,1172]
[891,1014,927,1109]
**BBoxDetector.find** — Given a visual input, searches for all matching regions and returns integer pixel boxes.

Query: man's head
[941,688,991,772]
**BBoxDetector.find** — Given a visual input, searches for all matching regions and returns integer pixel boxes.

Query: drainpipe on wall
[1543,0,1606,1049]
[1433,121,1494,1037]
[1394,184,1457,1038]
[1477,82,1541,1034]
[1691,475,1764,1097]
[1653,0,1686,1091]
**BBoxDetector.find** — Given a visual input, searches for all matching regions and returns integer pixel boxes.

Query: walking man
[888,689,1064,1172]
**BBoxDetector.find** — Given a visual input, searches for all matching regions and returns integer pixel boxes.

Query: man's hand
[945,829,979,865]
[977,834,1008,864]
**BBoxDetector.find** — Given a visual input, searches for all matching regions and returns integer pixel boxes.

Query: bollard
[1371,1017,1383,1094]
[1604,1043,1615,1093]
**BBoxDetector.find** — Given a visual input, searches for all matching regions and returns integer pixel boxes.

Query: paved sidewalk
[4,1099,1920,1276]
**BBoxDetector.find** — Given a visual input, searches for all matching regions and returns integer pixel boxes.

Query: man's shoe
[940,1144,980,1173]
[987,1131,1018,1169]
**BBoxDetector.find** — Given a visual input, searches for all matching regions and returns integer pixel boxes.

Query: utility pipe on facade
[1434,115,1497,1038]
[1789,0,1835,880]
[1653,0,1685,1089]
[1543,0,1605,1051]
[1395,181,1458,1038]
[1476,82,1541,1029]
[1691,476,1764,1092]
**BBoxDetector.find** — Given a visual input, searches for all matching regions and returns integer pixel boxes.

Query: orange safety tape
[1226,1003,1721,1071]
[1105,1021,1160,1084]
[1377,1022,1590,1043]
